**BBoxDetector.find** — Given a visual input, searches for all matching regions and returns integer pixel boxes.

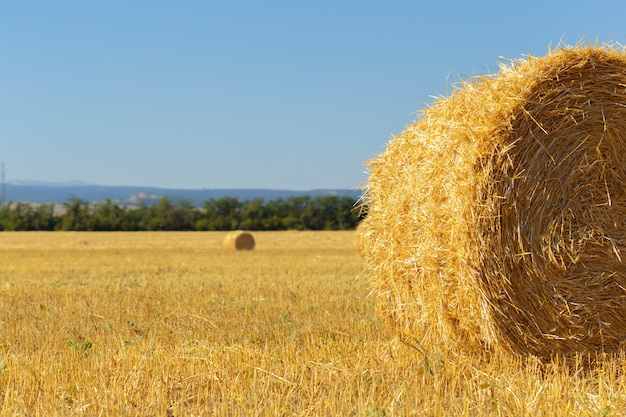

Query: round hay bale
[223,231,255,251]
[364,45,626,360]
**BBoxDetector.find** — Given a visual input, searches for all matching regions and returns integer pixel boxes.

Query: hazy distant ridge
[3,182,362,206]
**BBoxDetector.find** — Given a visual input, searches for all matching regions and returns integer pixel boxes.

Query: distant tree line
[0,196,363,231]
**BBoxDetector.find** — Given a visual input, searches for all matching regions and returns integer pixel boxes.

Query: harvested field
[0,231,625,415]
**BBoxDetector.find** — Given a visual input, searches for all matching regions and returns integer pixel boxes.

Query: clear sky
[2,1,626,190]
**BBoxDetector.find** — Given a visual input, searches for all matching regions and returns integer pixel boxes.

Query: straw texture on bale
[363,45,626,360]
[223,231,255,251]
[355,221,370,257]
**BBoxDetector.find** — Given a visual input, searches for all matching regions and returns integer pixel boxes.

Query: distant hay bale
[223,231,255,251]
[363,44,626,360]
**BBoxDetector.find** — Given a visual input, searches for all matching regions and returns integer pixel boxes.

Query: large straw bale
[363,45,626,360]
[223,231,255,251]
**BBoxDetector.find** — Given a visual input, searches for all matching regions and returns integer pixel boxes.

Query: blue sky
[2,1,626,190]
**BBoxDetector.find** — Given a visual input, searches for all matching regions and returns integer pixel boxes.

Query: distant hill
[3,182,362,207]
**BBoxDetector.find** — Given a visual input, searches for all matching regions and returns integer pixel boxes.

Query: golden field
[0,231,625,416]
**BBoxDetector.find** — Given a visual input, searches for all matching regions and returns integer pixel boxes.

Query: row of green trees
[0,196,364,231]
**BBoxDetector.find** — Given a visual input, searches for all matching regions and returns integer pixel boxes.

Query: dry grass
[0,231,626,415]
